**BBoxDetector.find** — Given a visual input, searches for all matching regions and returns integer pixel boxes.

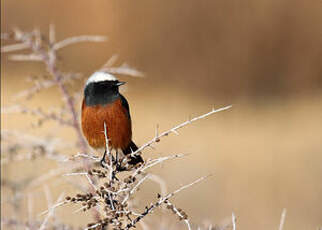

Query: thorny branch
[1,27,111,223]
[131,105,232,158]
[1,27,97,153]
[3,105,73,126]
[164,200,191,230]
[39,193,65,230]
[38,152,212,229]
[278,209,287,230]
[124,175,211,229]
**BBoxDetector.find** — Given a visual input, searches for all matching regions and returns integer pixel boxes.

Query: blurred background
[1,0,322,229]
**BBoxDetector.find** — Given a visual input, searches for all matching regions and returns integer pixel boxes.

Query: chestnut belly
[81,98,132,150]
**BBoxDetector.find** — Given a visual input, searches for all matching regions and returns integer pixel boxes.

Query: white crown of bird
[86,71,118,86]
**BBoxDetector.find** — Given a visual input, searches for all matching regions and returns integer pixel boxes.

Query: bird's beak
[116,81,126,86]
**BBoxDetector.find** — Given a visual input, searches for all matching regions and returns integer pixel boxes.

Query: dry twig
[278,209,287,230]
[131,105,232,158]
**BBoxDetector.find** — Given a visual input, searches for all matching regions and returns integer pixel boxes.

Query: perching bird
[81,71,143,169]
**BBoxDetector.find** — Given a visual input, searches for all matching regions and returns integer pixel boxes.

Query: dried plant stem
[52,35,107,50]
[66,153,100,162]
[56,76,88,152]
[1,42,29,52]
[278,209,287,230]
[130,153,187,180]
[132,105,232,157]
[103,122,114,181]
[232,212,236,230]
[125,175,211,229]
[39,193,64,230]
[2,105,73,127]
[165,200,191,230]
[122,174,150,204]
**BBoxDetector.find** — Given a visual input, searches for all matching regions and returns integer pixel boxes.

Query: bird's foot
[100,150,108,168]
[100,158,107,168]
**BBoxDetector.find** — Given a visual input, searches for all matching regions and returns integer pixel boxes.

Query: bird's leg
[100,149,120,180]
[115,151,119,164]
[115,151,122,170]
[109,150,120,181]
[115,151,127,171]
[100,149,107,168]
[115,154,128,172]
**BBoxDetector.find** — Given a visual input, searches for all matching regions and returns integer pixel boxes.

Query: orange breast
[81,98,132,150]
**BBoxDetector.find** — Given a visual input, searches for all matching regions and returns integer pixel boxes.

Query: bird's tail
[123,141,144,165]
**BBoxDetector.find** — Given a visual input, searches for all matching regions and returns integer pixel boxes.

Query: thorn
[172,130,179,135]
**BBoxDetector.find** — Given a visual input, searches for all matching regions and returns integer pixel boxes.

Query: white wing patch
[86,71,118,85]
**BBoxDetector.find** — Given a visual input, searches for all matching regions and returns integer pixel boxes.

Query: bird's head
[84,71,126,106]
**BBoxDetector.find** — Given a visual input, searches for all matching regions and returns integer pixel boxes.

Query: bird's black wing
[119,94,144,165]
[120,94,131,119]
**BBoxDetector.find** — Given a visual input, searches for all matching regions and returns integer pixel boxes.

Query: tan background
[2,1,322,229]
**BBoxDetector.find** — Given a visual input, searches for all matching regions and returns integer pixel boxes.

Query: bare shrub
[1,26,233,230]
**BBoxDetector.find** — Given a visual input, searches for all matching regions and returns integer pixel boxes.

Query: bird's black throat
[84,81,120,106]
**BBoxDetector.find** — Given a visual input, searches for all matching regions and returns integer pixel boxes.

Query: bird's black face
[84,80,125,106]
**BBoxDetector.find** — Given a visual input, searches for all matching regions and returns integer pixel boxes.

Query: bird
[81,71,143,170]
